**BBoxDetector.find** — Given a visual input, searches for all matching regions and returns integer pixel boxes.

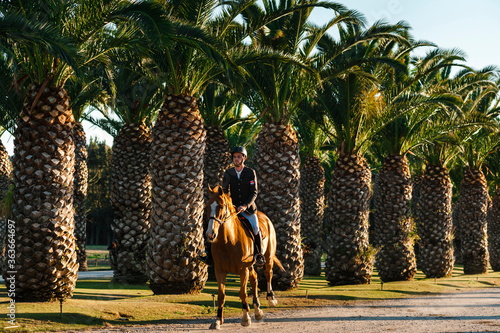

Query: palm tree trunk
[411,174,423,267]
[488,187,500,271]
[300,156,325,276]
[255,122,303,290]
[452,203,462,264]
[147,94,207,294]
[73,122,88,271]
[204,126,231,201]
[9,84,78,301]
[416,163,454,278]
[373,154,416,282]
[456,167,489,274]
[203,126,231,281]
[325,153,373,285]
[0,140,12,275]
[111,123,152,283]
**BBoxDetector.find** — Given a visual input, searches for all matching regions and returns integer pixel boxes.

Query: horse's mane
[215,185,237,215]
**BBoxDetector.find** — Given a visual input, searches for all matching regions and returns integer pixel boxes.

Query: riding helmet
[231,146,247,157]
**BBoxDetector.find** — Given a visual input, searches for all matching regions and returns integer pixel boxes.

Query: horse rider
[199,146,266,267]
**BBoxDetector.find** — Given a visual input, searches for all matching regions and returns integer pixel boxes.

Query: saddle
[238,214,267,241]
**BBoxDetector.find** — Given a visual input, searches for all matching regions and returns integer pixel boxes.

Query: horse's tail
[273,256,286,272]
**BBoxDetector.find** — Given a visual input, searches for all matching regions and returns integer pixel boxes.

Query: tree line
[0,0,498,302]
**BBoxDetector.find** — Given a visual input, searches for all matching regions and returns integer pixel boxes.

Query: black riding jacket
[221,166,258,214]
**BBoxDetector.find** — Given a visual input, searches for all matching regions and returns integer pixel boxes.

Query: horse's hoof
[209,320,221,330]
[241,318,251,327]
[255,308,264,321]
[241,313,251,327]
[267,298,278,307]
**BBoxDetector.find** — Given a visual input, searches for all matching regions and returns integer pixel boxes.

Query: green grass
[1,265,500,332]
[85,247,111,271]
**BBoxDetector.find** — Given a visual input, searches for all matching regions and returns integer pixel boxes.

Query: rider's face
[232,153,246,167]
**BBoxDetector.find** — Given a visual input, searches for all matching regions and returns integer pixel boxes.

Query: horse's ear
[208,184,212,192]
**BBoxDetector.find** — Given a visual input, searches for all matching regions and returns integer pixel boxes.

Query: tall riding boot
[197,242,214,266]
[253,231,266,267]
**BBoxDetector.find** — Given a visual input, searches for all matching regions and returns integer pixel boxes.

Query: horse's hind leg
[249,267,263,320]
[265,260,278,307]
[239,269,251,327]
[210,271,227,330]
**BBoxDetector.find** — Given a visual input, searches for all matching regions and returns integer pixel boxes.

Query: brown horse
[205,185,283,329]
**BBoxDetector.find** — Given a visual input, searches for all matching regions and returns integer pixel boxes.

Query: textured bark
[111,123,152,283]
[147,94,207,294]
[203,126,231,281]
[324,153,373,286]
[255,123,303,290]
[452,203,462,265]
[416,163,454,278]
[7,85,78,301]
[488,187,500,271]
[73,122,88,271]
[373,155,416,282]
[456,168,489,274]
[203,126,231,202]
[411,174,423,267]
[0,141,12,275]
[300,156,325,276]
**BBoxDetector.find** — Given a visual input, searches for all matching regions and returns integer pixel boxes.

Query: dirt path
[78,288,500,332]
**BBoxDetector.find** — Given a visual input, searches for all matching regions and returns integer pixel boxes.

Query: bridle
[208,202,239,225]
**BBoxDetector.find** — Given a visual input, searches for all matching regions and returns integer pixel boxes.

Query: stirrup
[196,253,212,266]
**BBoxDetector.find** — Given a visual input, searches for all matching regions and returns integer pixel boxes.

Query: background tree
[371,46,463,282]
[199,83,240,201]
[2,0,168,301]
[454,67,500,274]
[86,138,113,246]
[486,145,500,271]
[66,71,109,271]
[295,99,329,276]
[146,0,230,294]
[107,57,162,284]
[240,0,366,290]
[316,20,409,286]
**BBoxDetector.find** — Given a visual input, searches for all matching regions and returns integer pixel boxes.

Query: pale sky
[2,0,498,155]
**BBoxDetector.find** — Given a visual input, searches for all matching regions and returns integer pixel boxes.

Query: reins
[208,203,239,225]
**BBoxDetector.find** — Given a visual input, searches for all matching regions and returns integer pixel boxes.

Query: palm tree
[0,55,21,275]
[2,0,81,301]
[238,0,394,290]
[371,47,464,282]
[145,0,316,293]
[454,67,500,274]
[314,20,410,286]
[294,100,329,276]
[146,0,237,294]
[200,83,241,200]
[412,62,468,278]
[415,143,457,278]
[2,0,168,301]
[65,72,109,272]
[108,60,162,284]
[486,145,500,271]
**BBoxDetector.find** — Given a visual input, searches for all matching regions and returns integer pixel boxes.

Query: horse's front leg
[249,267,263,321]
[210,271,227,330]
[239,269,251,327]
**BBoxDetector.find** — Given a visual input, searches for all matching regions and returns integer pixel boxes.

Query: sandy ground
[76,288,500,333]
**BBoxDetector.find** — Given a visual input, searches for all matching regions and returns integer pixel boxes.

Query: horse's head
[206,185,233,242]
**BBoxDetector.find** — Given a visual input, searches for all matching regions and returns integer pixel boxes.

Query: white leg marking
[241,310,251,327]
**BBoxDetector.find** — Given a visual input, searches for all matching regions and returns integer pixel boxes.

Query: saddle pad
[238,214,268,240]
